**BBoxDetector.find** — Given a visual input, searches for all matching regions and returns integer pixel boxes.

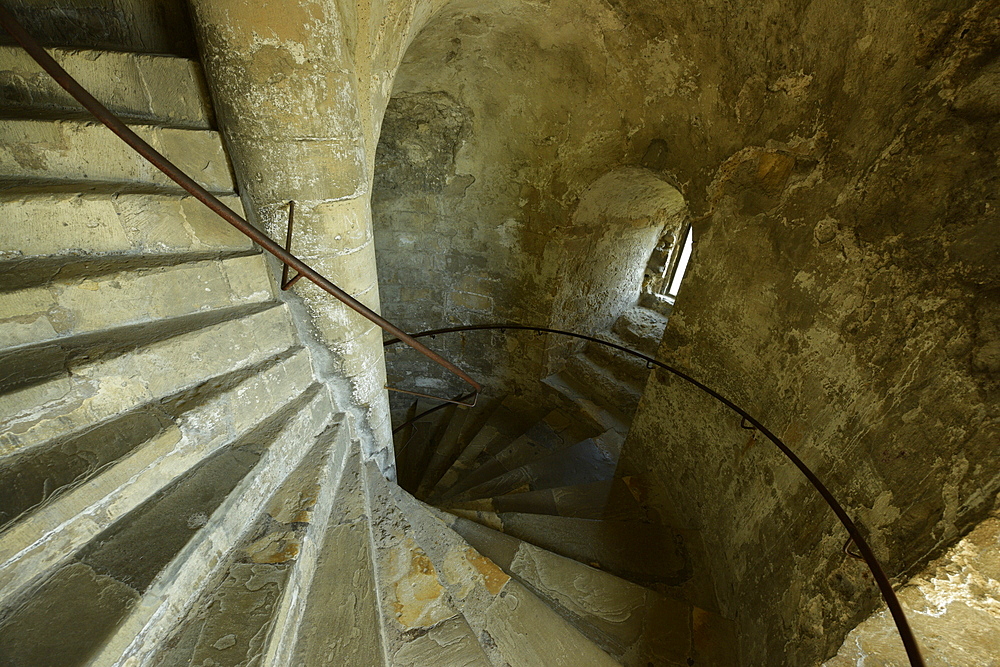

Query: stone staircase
[0,10,736,666]
[392,328,738,665]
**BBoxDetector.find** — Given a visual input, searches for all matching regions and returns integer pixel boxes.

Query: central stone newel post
[188,0,394,461]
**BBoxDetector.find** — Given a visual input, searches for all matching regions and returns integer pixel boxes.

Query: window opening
[664,223,693,301]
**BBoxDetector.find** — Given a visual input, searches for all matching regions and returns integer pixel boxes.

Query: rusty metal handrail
[385,323,926,667]
[0,6,480,406]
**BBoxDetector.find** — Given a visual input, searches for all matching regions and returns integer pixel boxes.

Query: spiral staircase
[0,11,741,666]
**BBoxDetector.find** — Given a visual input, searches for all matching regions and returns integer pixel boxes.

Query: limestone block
[0,120,234,192]
[0,0,199,56]
[0,193,250,260]
[364,462,466,660]
[826,514,1000,667]
[0,304,298,460]
[260,195,373,259]
[485,582,620,667]
[225,134,366,204]
[0,561,140,666]
[291,521,384,666]
[509,541,648,653]
[0,351,316,604]
[0,255,274,350]
[392,615,489,666]
[0,46,212,128]
[92,387,337,666]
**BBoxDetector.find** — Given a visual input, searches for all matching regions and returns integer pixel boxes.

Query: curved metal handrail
[0,7,480,406]
[384,323,926,666]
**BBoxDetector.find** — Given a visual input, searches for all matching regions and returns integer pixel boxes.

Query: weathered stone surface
[0,193,251,263]
[0,46,212,128]
[392,614,489,667]
[826,511,1000,667]
[92,386,337,665]
[0,254,274,354]
[0,120,234,192]
[0,0,199,56]
[364,461,464,660]
[0,561,139,667]
[485,582,620,667]
[0,304,298,460]
[0,351,315,604]
[450,510,689,589]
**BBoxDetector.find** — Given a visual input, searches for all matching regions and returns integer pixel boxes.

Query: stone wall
[372,1,694,404]
[615,0,1000,663]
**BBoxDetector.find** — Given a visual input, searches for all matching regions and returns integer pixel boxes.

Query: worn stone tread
[448,431,622,504]
[448,477,657,522]
[148,422,347,667]
[0,254,276,357]
[445,510,690,590]
[563,353,643,420]
[0,119,234,193]
[363,460,484,665]
[541,373,629,437]
[392,486,620,667]
[0,304,300,462]
[417,394,506,499]
[434,508,735,667]
[610,306,668,356]
[0,46,213,129]
[429,396,550,502]
[88,387,338,666]
[583,331,654,387]
[0,350,317,606]
[0,193,252,267]
[440,408,599,503]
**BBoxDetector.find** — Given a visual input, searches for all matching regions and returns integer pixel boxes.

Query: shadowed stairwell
[2,0,1000,666]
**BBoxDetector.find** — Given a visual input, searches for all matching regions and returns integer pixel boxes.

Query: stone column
[188,0,392,458]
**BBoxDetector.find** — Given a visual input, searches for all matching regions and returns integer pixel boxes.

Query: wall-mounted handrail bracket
[385,385,478,409]
[280,200,304,290]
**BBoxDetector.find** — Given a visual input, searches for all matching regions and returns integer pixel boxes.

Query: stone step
[429,395,550,502]
[1,46,213,129]
[414,400,476,499]
[0,254,277,393]
[0,303,300,463]
[390,485,620,667]
[541,372,629,437]
[448,431,622,504]
[268,441,385,667]
[0,194,253,284]
[397,417,436,493]
[0,350,316,605]
[449,477,662,523]
[435,508,737,667]
[85,387,337,665]
[582,331,653,387]
[610,306,668,356]
[0,119,234,193]
[416,402,463,483]
[444,510,691,591]
[362,461,489,665]
[0,1,198,56]
[563,353,643,420]
[443,407,605,502]
[149,420,355,667]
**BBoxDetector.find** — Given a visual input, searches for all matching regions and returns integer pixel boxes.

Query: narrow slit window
[665,225,693,300]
